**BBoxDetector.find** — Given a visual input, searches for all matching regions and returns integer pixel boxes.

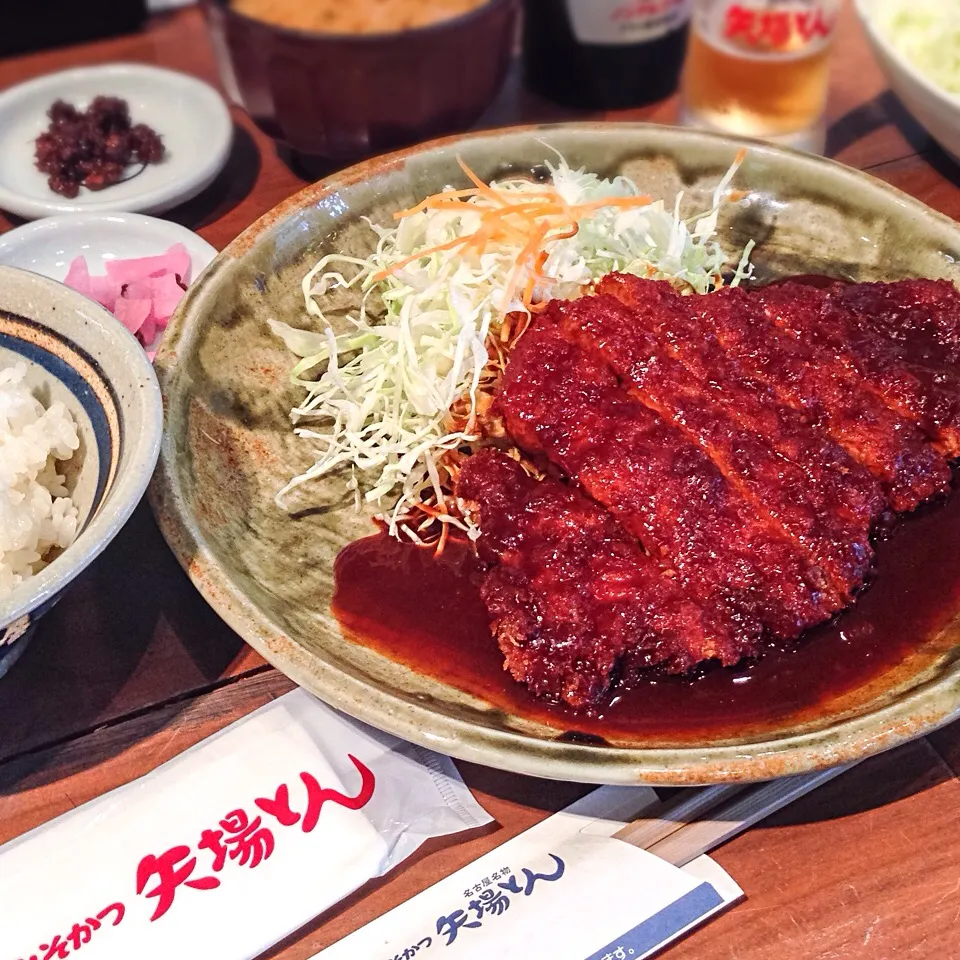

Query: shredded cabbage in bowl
[874,0,960,95]
[270,154,752,541]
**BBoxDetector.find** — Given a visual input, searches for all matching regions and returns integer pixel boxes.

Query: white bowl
[0,212,217,286]
[0,212,218,354]
[0,266,163,675]
[855,0,960,162]
[0,63,233,220]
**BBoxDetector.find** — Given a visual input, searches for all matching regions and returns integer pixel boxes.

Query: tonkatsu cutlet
[555,291,880,602]
[496,317,843,643]
[669,280,952,511]
[590,275,884,529]
[461,273,960,706]
[830,278,960,371]
[456,449,739,708]
[753,281,960,457]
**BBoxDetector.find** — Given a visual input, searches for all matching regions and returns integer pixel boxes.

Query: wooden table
[1,5,959,958]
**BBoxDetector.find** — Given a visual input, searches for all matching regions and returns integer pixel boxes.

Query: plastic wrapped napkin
[0,690,491,960]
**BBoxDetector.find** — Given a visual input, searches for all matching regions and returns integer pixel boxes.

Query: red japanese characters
[19,904,124,960]
[136,755,376,922]
[723,3,833,50]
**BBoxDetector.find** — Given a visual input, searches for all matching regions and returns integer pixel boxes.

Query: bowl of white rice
[856,0,960,162]
[0,265,162,677]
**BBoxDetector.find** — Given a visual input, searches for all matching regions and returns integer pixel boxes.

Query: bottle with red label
[680,0,839,147]
[522,0,692,110]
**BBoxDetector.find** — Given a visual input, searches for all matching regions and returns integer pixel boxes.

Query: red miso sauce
[332,476,960,743]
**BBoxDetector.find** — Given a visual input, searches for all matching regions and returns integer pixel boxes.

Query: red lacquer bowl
[202,0,519,161]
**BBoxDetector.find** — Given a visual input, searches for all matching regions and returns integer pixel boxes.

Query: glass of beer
[680,0,840,150]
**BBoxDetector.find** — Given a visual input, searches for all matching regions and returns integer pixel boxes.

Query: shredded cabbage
[875,0,960,95]
[271,155,752,537]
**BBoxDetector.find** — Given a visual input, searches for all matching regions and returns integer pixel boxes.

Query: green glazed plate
[150,123,960,785]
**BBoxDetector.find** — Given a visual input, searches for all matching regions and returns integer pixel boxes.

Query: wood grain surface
[0,4,958,958]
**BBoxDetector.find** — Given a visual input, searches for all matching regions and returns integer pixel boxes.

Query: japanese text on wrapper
[382,854,566,958]
[15,754,375,960]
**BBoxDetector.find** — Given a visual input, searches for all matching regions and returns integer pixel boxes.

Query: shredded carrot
[519,250,553,310]
[500,219,550,312]
[392,187,486,218]
[457,157,512,207]
[435,521,450,556]
[374,155,655,302]
[371,234,468,281]
[520,274,537,312]
[536,226,577,267]
[570,195,651,213]
[414,502,448,519]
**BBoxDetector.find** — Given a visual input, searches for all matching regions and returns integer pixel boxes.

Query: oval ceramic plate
[0,64,232,220]
[151,123,960,785]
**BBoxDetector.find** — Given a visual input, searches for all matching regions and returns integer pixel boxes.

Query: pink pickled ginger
[62,243,193,355]
[104,243,191,286]
[113,297,152,336]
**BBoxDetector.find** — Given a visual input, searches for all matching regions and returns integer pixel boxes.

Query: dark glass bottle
[1,0,147,57]
[522,0,691,110]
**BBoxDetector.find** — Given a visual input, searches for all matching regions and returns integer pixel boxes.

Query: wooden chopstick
[639,763,855,867]
[613,784,747,850]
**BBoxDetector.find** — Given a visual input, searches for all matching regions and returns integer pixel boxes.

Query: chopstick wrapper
[317,787,743,960]
[0,690,491,960]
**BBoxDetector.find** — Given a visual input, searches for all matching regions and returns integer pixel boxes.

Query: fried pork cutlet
[674,281,952,511]
[831,278,960,370]
[593,278,890,527]
[555,292,880,602]
[592,276,884,525]
[456,449,739,708]
[496,318,844,643]
[755,281,960,457]
[460,273,960,707]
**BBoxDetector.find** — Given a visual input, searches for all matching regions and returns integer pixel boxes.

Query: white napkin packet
[317,787,744,960]
[1,690,491,960]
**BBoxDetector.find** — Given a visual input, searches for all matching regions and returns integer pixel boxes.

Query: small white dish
[0,63,233,220]
[0,211,217,285]
[0,212,217,355]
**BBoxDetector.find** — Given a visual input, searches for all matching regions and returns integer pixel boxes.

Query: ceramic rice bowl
[0,266,162,677]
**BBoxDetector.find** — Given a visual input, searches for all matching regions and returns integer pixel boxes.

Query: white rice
[0,364,80,598]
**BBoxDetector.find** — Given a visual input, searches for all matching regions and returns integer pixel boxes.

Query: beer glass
[681,0,839,150]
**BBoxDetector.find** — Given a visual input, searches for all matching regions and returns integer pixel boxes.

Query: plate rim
[150,120,960,785]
